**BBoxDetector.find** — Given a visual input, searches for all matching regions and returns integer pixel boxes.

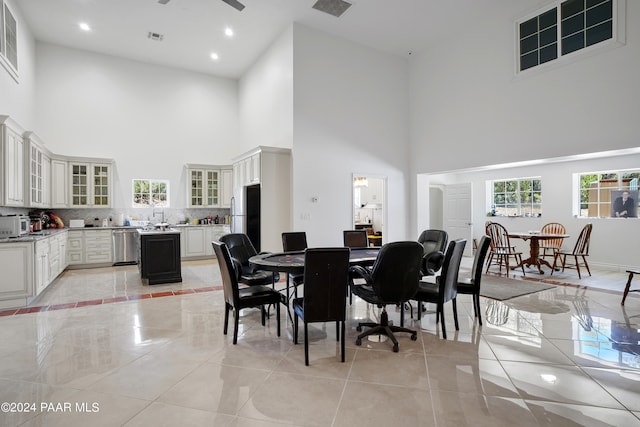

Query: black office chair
[343,230,369,248]
[219,233,280,287]
[292,248,350,365]
[212,241,281,344]
[350,241,423,352]
[456,236,491,325]
[417,229,448,276]
[414,239,466,339]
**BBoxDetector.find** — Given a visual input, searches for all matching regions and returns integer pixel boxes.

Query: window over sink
[133,179,169,208]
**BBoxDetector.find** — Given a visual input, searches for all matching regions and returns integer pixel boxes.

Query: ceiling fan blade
[221,0,245,11]
[157,0,171,4]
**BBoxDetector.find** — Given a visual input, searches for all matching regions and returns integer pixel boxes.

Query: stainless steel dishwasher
[112,228,139,265]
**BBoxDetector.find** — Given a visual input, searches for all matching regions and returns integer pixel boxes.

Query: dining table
[249,247,380,322]
[508,231,570,274]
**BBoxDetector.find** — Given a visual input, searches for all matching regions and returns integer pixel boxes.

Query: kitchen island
[137,228,182,285]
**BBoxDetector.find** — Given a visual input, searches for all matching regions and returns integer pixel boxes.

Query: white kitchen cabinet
[51,158,67,208]
[67,229,111,266]
[186,164,232,208]
[0,243,33,309]
[179,225,229,259]
[0,116,26,207]
[34,239,50,297]
[184,227,206,257]
[25,131,52,208]
[221,169,232,208]
[69,161,112,208]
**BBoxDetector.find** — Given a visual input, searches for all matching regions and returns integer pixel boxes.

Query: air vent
[147,32,164,41]
[312,0,352,18]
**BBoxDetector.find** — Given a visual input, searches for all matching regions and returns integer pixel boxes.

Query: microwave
[0,216,30,238]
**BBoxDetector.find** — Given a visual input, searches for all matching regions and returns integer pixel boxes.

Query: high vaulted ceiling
[16,0,537,79]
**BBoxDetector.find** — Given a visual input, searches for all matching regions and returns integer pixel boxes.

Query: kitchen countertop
[136,228,181,235]
[0,228,69,243]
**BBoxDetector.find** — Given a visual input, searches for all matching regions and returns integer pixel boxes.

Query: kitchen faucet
[152,206,165,224]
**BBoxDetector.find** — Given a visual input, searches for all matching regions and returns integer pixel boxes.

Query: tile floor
[0,258,639,426]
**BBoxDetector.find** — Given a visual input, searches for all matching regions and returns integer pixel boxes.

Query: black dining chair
[219,233,280,287]
[212,241,281,344]
[281,231,308,307]
[350,241,423,352]
[414,239,466,339]
[456,236,491,325]
[343,230,369,248]
[292,248,350,365]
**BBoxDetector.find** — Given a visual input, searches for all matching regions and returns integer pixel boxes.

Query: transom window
[133,179,170,208]
[0,0,18,80]
[577,170,639,218]
[517,0,619,73]
[490,177,542,217]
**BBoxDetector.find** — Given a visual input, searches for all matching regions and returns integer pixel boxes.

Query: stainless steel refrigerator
[230,184,261,251]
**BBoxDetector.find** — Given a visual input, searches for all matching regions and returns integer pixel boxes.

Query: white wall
[34,43,240,209]
[427,151,640,270]
[292,24,410,246]
[0,0,37,127]
[238,26,293,152]
[409,1,640,174]
[409,1,640,241]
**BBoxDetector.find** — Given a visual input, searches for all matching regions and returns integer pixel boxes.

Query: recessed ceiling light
[224,27,234,37]
[79,22,91,31]
[210,52,219,61]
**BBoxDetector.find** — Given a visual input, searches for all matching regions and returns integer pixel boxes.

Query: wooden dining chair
[551,223,592,279]
[485,222,525,277]
[540,222,566,259]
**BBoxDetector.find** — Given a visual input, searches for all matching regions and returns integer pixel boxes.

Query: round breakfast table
[508,231,569,274]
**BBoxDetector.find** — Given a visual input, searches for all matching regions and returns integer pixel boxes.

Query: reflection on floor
[0,259,639,426]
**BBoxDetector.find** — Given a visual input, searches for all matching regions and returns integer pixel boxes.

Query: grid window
[133,179,169,208]
[3,3,16,69]
[520,8,558,71]
[577,170,639,218]
[1,0,19,79]
[491,178,542,217]
[518,0,615,73]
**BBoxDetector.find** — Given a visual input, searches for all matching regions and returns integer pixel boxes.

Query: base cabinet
[139,232,182,285]
[0,243,33,309]
[179,225,230,259]
[67,229,112,267]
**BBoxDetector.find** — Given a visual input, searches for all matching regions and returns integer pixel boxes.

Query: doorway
[352,175,386,246]
[444,183,473,257]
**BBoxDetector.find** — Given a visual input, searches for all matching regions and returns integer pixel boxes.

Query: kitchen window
[0,0,18,80]
[516,0,624,74]
[490,177,542,217]
[133,179,170,208]
[576,170,639,218]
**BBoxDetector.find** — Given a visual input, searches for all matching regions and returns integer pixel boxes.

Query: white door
[444,183,473,256]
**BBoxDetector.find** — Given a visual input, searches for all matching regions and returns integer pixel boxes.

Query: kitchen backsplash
[0,207,230,227]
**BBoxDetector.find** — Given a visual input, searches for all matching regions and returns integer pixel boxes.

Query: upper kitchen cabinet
[0,116,26,207]
[24,131,52,208]
[68,159,113,208]
[50,157,68,208]
[185,164,232,208]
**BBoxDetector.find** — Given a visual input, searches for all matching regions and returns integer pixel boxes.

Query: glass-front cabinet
[186,164,230,208]
[69,161,112,207]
